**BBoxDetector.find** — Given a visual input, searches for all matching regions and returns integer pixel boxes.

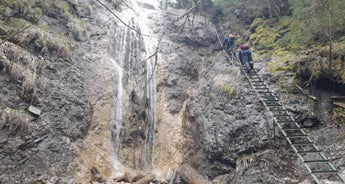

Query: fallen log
[330,96,345,102]
[133,173,155,184]
[179,164,211,184]
[294,84,317,101]
[333,102,345,109]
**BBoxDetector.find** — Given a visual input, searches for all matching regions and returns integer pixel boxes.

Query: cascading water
[137,2,157,170]
[110,25,127,171]
[143,48,157,169]
[110,0,157,172]
[111,59,123,171]
[76,0,185,182]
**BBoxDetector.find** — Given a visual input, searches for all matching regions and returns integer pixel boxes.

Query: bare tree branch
[95,0,149,36]
[145,3,200,84]
[122,0,139,15]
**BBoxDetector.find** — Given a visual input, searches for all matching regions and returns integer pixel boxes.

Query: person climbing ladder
[238,44,254,73]
[223,34,235,53]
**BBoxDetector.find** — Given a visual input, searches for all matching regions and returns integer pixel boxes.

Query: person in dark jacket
[223,34,235,53]
[239,44,254,72]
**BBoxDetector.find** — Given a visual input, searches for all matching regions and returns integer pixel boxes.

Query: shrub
[1,41,39,70]
[0,40,45,101]
[67,19,90,41]
[20,27,72,60]
[220,84,236,97]
[0,107,30,137]
[332,107,345,124]
[268,50,295,72]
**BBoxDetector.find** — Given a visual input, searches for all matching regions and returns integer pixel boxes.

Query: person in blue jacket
[239,44,254,72]
[223,34,235,53]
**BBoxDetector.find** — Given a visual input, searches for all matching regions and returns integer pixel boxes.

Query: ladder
[214,25,344,183]
[235,55,345,184]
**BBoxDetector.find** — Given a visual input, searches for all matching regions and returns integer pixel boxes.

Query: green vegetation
[0,106,30,137]
[0,0,89,103]
[268,50,295,73]
[208,0,345,125]
[212,0,345,83]
[220,84,236,97]
[236,153,254,171]
[332,107,345,125]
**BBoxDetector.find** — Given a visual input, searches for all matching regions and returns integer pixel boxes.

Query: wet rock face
[39,58,91,139]
[0,1,92,183]
[0,39,91,184]
[155,10,321,183]
[155,10,272,180]
[0,54,89,182]
[184,64,270,178]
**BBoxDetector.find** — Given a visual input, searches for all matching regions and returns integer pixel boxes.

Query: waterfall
[111,59,123,171]
[144,53,157,169]
[138,3,157,169]
[109,0,157,172]
[111,24,127,171]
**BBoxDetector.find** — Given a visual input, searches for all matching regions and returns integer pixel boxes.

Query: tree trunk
[329,36,332,71]
[266,0,273,19]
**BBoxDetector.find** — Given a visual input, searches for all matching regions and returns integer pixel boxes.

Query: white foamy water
[133,0,158,170]
[110,0,158,172]
[110,58,123,172]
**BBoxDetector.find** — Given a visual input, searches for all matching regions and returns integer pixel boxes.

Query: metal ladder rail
[213,25,344,183]
[215,24,235,66]
[246,62,345,183]
[230,53,345,183]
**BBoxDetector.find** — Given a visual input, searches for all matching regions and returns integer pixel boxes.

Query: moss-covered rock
[268,49,295,72]
[249,18,294,51]
[332,107,345,124]
[249,18,265,33]
[247,15,345,86]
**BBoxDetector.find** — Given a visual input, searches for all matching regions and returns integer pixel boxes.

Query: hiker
[223,34,235,53]
[239,44,254,72]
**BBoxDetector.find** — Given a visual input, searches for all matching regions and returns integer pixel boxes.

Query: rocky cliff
[1,0,345,184]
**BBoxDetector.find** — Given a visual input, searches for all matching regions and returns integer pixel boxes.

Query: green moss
[331,60,345,83]
[250,18,265,32]
[33,7,42,17]
[6,18,31,28]
[278,16,291,28]
[35,1,51,12]
[248,16,310,51]
[268,50,295,72]
[333,107,345,124]
[275,19,312,50]
[250,25,280,50]
[220,85,235,97]
[238,153,251,160]
[341,36,345,44]
[0,0,16,6]
[320,43,345,83]
[55,1,71,13]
